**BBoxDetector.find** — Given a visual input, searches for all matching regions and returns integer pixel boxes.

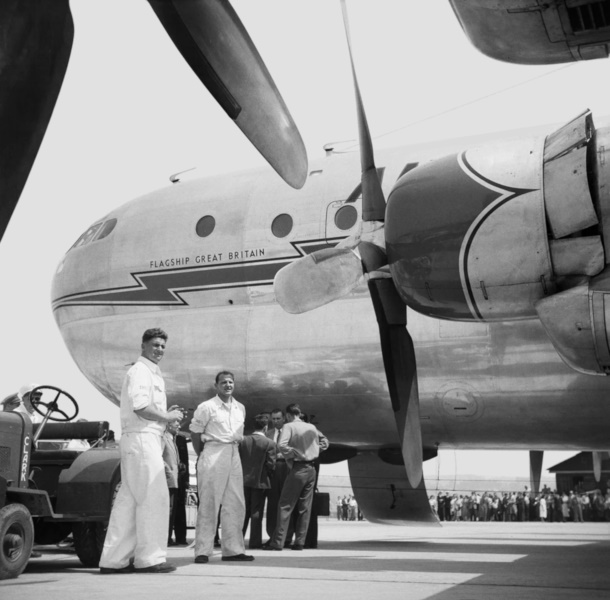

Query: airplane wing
[0,0,74,243]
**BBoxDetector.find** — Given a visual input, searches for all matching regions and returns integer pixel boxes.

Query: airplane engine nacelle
[385,112,610,325]
[449,0,610,65]
[535,268,610,375]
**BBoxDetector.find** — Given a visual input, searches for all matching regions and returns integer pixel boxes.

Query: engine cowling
[449,0,610,65]
[385,111,610,373]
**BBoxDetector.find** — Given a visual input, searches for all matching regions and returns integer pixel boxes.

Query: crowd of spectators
[429,486,610,522]
[336,495,364,521]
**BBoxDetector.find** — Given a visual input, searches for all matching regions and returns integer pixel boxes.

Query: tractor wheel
[0,503,34,580]
[73,521,107,568]
[73,479,121,568]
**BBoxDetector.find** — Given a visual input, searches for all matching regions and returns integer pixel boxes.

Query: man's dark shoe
[100,564,134,574]
[134,562,176,573]
[221,553,255,561]
[262,545,282,551]
[176,540,188,546]
[194,555,209,564]
[290,545,304,551]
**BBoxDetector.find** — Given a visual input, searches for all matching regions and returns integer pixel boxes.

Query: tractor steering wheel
[30,385,79,422]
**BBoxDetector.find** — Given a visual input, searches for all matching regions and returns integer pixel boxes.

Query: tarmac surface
[2,520,609,600]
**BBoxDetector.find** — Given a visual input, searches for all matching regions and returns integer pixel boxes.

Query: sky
[2,0,610,484]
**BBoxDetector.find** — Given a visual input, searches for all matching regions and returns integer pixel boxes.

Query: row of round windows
[195,205,359,238]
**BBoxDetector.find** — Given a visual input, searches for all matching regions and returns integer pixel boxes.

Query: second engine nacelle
[385,111,610,323]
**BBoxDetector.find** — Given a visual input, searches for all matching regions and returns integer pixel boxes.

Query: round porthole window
[196,215,216,238]
[271,214,293,238]
[335,205,358,230]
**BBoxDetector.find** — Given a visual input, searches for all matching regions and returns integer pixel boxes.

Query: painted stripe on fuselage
[52,238,342,309]
[458,151,536,319]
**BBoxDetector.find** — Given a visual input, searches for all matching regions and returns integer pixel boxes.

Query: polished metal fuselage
[51,130,610,453]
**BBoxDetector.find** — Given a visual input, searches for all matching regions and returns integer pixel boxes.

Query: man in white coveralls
[190,371,254,563]
[99,328,183,574]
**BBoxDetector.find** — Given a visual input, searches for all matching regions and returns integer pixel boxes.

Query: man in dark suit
[265,408,288,542]
[171,432,190,545]
[239,414,276,549]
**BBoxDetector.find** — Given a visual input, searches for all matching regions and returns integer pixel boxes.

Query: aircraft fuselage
[51,127,610,454]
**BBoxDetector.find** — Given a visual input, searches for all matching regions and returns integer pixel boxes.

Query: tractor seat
[33,420,109,441]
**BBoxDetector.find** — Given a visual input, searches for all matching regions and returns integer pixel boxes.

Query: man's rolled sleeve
[128,366,153,411]
[189,404,210,435]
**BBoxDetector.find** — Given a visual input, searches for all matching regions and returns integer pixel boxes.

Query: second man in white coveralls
[190,371,254,563]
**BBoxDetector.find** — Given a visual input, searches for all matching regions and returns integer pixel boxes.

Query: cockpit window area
[69,218,117,251]
[96,218,117,240]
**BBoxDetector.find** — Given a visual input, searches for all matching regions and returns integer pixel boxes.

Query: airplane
[49,106,610,523]
[10,1,610,525]
[49,0,610,518]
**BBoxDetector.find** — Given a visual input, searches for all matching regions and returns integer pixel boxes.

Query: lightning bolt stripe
[52,238,342,309]
[457,151,536,320]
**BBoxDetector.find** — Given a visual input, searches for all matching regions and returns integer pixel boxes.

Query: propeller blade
[341,1,425,493]
[148,0,307,189]
[0,0,73,242]
[340,0,385,221]
[274,248,364,314]
[368,277,424,489]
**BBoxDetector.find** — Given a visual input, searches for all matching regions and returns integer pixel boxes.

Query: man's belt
[293,460,315,465]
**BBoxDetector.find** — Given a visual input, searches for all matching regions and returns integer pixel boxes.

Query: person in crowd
[349,495,358,521]
[478,493,489,521]
[342,495,349,521]
[170,431,190,545]
[461,494,470,521]
[265,408,288,541]
[580,492,591,521]
[190,371,253,564]
[489,494,500,521]
[99,327,183,574]
[336,496,343,520]
[455,495,463,520]
[258,411,271,433]
[162,420,181,544]
[3,384,44,423]
[591,490,605,521]
[562,491,570,521]
[239,414,276,549]
[263,404,328,551]
[537,494,547,521]
[569,491,583,522]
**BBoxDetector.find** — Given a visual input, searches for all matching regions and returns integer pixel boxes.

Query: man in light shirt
[263,403,328,551]
[190,371,253,563]
[99,328,183,575]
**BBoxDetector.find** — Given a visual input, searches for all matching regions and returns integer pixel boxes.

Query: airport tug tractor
[0,386,120,579]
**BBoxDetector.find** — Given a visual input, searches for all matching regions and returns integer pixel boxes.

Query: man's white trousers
[99,432,168,569]
[195,442,246,557]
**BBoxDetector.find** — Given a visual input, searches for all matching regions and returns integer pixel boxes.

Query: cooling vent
[568,1,610,33]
